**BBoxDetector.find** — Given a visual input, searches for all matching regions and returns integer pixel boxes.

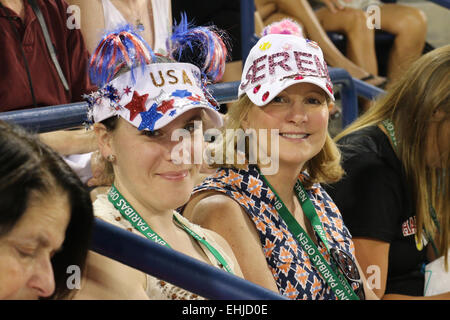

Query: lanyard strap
[107,185,233,273]
[172,216,233,273]
[28,0,69,92]
[258,171,359,300]
[381,119,398,149]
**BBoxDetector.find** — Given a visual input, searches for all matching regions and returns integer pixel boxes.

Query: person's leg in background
[257,0,385,87]
[379,4,427,82]
[315,7,379,78]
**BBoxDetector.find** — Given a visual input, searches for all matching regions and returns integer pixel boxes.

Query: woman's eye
[272,95,287,103]
[16,247,36,259]
[184,122,196,133]
[305,97,323,105]
[142,130,162,138]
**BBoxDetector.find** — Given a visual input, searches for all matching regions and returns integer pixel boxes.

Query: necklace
[131,1,145,31]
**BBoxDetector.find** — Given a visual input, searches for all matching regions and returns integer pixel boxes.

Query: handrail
[0,83,243,133]
[353,78,386,101]
[428,0,450,9]
[92,218,287,300]
[0,75,361,131]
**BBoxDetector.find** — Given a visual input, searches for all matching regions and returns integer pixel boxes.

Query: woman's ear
[93,123,113,160]
[327,101,335,113]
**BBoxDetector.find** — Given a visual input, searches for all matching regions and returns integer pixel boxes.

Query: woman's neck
[113,180,176,233]
[261,162,304,212]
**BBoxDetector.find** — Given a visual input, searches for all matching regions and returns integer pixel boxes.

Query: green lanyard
[381,119,440,256]
[258,171,360,300]
[381,119,398,149]
[107,185,233,274]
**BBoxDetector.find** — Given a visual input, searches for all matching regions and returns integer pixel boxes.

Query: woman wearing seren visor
[183,19,378,300]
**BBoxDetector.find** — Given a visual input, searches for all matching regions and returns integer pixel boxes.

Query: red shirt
[0,0,94,112]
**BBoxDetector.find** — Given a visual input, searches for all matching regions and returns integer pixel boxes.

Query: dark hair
[0,121,94,299]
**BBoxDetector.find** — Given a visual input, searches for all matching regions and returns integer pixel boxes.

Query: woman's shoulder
[338,126,386,150]
[337,126,396,165]
[184,190,245,224]
[93,194,137,233]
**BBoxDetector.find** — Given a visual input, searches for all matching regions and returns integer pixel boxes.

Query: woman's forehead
[283,82,327,96]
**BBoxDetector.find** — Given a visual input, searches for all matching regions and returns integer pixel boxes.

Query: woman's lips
[279,132,310,141]
[157,170,189,181]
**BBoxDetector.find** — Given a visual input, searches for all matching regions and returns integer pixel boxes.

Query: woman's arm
[73,250,149,299]
[185,193,279,293]
[203,229,245,278]
[66,0,105,54]
[39,128,97,156]
[353,237,450,300]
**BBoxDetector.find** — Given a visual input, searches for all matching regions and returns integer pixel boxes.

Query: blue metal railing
[0,83,245,133]
[0,77,380,132]
[429,0,450,8]
[92,218,287,300]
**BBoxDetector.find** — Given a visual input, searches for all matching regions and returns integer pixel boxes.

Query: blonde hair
[208,94,344,189]
[335,45,450,266]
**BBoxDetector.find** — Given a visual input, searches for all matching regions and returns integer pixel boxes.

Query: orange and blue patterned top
[192,165,359,300]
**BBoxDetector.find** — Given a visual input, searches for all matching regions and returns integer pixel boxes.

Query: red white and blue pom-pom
[89,24,156,87]
[261,18,304,38]
[168,13,230,83]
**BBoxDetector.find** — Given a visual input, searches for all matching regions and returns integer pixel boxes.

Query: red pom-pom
[261,19,303,38]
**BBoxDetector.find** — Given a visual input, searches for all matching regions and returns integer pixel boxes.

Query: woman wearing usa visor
[74,22,243,300]
[183,19,377,300]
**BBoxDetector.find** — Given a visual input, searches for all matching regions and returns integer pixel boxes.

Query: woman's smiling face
[101,109,204,212]
[243,82,331,168]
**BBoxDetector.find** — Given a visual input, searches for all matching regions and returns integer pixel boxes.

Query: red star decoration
[157,99,175,114]
[123,86,132,95]
[124,91,149,121]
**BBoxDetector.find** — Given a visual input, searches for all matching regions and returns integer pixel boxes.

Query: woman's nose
[28,256,56,298]
[285,100,308,124]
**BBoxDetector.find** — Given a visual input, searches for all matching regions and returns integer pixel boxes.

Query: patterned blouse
[192,165,359,300]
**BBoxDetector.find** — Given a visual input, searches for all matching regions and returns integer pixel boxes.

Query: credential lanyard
[258,171,359,300]
[107,185,233,273]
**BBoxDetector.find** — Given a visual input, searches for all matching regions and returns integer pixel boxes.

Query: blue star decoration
[138,103,163,131]
[169,109,177,117]
[171,89,192,98]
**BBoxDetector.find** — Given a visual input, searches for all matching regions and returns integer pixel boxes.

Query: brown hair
[0,120,94,299]
[335,45,450,266]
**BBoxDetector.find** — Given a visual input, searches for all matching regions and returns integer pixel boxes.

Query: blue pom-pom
[168,13,229,83]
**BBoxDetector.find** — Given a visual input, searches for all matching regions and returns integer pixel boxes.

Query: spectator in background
[325,45,450,299]
[257,0,427,83]
[0,0,93,112]
[0,120,94,300]
[67,0,171,53]
[255,0,385,86]
[314,0,427,82]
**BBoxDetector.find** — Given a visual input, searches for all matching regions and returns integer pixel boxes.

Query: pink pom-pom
[261,18,303,38]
